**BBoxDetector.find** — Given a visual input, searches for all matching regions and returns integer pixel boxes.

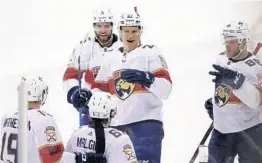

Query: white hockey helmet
[222,21,249,44]
[18,76,48,105]
[117,12,143,33]
[92,8,114,25]
[88,92,117,119]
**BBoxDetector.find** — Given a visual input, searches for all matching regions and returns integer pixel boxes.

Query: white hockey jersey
[65,126,137,163]
[213,51,262,133]
[0,109,64,163]
[63,33,121,92]
[91,45,172,126]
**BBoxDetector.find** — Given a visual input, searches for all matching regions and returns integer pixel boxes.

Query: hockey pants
[208,123,262,163]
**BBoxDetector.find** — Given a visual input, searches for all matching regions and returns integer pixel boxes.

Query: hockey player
[206,21,262,163]
[89,12,172,163]
[205,44,262,121]
[0,76,64,163]
[61,92,137,163]
[63,7,120,125]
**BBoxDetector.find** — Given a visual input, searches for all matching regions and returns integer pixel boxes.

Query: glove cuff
[67,86,79,104]
[145,71,155,88]
[234,73,246,89]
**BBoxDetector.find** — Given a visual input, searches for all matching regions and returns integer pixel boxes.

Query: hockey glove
[121,69,155,88]
[75,152,107,163]
[67,86,92,112]
[205,98,213,120]
[209,64,245,89]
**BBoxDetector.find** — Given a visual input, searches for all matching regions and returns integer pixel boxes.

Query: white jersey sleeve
[31,110,64,163]
[146,46,172,99]
[63,33,94,92]
[232,54,262,109]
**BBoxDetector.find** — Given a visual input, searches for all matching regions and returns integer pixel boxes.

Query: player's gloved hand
[121,69,155,88]
[205,98,213,120]
[209,64,246,89]
[67,86,92,112]
[75,152,107,163]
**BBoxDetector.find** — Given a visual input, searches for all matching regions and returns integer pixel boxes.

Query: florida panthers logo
[214,84,232,107]
[113,71,135,100]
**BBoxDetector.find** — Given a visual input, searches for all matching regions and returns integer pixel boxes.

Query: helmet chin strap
[231,42,247,60]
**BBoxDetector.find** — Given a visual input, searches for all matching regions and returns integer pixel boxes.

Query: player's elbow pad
[233,81,261,109]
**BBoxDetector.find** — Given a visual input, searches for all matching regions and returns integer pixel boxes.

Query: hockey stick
[77,35,87,126]
[77,33,94,126]
[253,43,262,56]
[77,55,83,126]
[249,9,262,55]
[18,81,28,163]
[134,6,142,45]
[134,6,139,16]
[189,122,213,163]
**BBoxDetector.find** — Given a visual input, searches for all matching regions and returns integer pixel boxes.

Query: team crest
[114,71,135,100]
[214,84,232,107]
[123,144,136,161]
[45,126,57,142]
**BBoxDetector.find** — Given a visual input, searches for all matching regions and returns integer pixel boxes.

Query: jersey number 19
[0,132,18,163]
